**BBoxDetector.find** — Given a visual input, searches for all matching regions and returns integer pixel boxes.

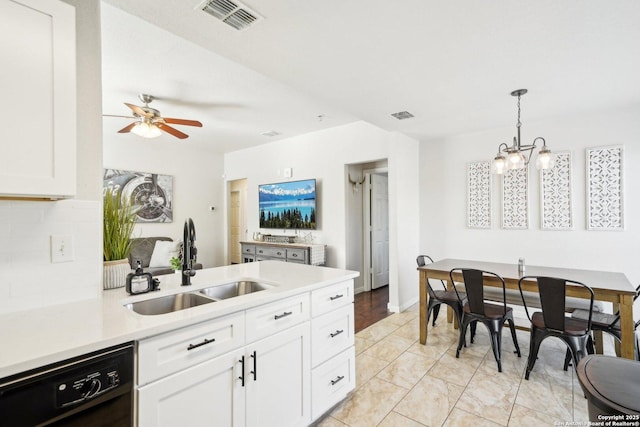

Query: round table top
[577,355,640,414]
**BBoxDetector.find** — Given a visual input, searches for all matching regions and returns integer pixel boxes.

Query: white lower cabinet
[138,348,245,427]
[138,323,310,427]
[136,282,355,426]
[245,322,310,427]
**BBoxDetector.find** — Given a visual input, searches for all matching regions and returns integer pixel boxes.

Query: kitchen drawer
[138,311,245,385]
[311,346,356,420]
[311,304,354,367]
[242,245,256,255]
[286,248,307,262]
[245,293,309,343]
[311,280,353,317]
[255,246,286,259]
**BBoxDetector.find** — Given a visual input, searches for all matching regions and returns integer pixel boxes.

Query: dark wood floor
[354,285,390,333]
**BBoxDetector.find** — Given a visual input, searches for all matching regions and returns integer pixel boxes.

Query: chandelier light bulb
[492,153,507,175]
[536,148,555,170]
[506,150,526,170]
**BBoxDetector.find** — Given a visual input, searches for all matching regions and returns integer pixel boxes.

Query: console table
[240,241,326,265]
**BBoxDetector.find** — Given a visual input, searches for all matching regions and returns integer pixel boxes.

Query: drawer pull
[258,250,264,254]
[238,355,245,387]
[274,311,293,320]
[330,375,345,386]
[276,251,283,256]
[250,351,257,381]
[329,294,344,301]
[291,253,298,257]
[187,337,215,351]
[330,329,344,338]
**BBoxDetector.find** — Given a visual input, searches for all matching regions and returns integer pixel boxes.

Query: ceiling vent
[262,130,281,137]
[198,0,263,31]
[391,111,414,120]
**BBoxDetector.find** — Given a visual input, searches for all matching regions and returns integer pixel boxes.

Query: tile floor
[318,304,612,427]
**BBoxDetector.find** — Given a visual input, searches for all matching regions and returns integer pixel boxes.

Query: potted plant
[170,256,181,275]
[103,186,137,289]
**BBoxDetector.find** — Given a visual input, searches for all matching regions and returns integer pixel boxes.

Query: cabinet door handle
[329,294,344,301]
[274,311,293,320]
[330,375,345,386]
[187,337,215,351]
[238,355,245,387]
[330,329,344,338]
[250,351,257,381]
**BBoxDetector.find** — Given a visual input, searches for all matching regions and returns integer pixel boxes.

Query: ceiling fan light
[132,122,162,138]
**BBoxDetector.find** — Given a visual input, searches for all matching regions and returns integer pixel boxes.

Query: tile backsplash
[0,199,101,313]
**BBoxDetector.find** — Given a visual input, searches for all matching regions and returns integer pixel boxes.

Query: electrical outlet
[51,235,74,263]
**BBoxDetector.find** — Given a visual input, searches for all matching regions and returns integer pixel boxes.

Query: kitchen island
[0,261,358,426]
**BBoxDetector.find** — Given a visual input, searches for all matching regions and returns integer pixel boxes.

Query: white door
[370,174,389,289]
[229,190,242,264]
[138,348,245,427]
[245,323,311,427]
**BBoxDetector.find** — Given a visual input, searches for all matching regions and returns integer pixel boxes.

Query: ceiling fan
[105,94,203,139]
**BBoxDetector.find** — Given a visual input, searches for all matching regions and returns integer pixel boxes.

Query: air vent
[198,0,263,31]
[262,130,281,137]
[391,111,414,120]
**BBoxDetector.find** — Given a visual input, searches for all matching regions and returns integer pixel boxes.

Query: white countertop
[0,261,358,379]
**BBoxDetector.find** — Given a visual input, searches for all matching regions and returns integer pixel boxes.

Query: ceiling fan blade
[117,122,137,133]
[157,123,189,139]
[103,114,136,119]
[125,102,151,117]
[163,117,203,127]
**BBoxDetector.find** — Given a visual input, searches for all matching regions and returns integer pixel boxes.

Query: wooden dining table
[418,258,637,360]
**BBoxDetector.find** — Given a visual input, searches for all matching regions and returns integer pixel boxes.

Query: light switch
[51,235,74,263]
[284,168,292,178]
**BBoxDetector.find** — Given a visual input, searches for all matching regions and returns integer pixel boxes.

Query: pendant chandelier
[491,89,555,174]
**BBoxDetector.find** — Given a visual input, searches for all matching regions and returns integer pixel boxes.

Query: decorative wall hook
[348,173,366,192]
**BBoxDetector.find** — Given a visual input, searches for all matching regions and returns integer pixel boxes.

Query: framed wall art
[103,169,173,223]
[467,161,491,228]
[540,151,573,230]
[502,166,529,229]
[586,145,624,231]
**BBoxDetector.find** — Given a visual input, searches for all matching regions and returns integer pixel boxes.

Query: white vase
[103,259,131,290]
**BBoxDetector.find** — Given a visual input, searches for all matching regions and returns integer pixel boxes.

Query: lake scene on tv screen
[259,179,316,229]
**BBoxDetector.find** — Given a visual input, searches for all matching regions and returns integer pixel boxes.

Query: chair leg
[565,335,590,372]
[426,299,436,327]
[486,319,504,373]
[456,316,470,358]
[507,318,521,357]
[470,321,477,344]
[563,348,572,371]
[432,304,441,327]
[525,328,544,380]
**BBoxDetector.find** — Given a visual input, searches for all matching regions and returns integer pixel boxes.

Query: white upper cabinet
[0,0,76,199]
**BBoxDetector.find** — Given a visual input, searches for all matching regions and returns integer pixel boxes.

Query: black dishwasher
[0,342,134,427]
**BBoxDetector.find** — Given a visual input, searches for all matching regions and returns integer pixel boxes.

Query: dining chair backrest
[519,276,595,333]
[417,255,447,297]
[450,268,507,315]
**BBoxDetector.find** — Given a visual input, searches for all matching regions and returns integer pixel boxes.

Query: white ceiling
[101,0,640,153]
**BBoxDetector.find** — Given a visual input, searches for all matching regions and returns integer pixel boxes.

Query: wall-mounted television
[259,179,316,229]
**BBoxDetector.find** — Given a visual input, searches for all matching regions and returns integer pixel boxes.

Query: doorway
[227,179,247,265]
[345,160,390,327]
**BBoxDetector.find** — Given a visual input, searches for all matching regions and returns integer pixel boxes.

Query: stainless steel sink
[200,281,272,300]
[125,292,215,315]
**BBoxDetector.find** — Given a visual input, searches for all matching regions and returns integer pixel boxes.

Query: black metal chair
[450,268,521,373]
[564,284,640,366]
[518,276,595,380]
[416,255,464,327]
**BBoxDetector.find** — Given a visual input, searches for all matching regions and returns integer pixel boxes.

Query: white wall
[224,121,421,311]
[103,139,226,267]
[420,105,640,288]
[0,0,103,314]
